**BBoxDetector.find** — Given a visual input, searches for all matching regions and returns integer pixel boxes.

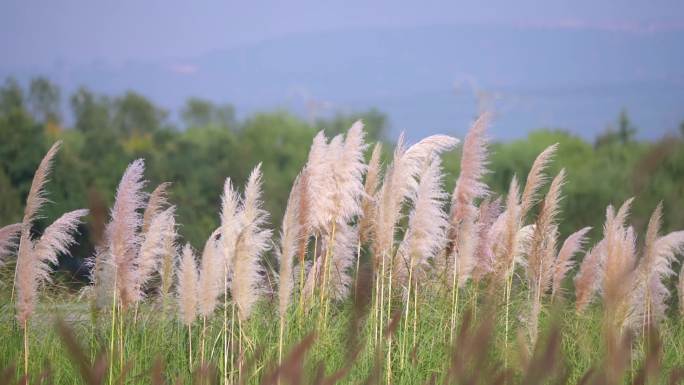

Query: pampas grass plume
[233,164,272,320]
[106,159,147,307]
[278,175,302,317]
[0,223,21,265]
[551,226,591,300]
[177,243,199,326]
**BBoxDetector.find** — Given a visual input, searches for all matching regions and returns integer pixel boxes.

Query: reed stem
[23,319,28,379]
[108,276,117,385]
[188,323,193,371]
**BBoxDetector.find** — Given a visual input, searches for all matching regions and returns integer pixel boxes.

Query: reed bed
[1,116,684,384]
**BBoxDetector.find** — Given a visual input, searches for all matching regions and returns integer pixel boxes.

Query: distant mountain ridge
[2,24,683,140]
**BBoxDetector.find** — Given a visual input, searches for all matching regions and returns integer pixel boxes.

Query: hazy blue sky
[1,1,683,140]
[2,0,683,68]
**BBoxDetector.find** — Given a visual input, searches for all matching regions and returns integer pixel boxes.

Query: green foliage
[181,97,236,129]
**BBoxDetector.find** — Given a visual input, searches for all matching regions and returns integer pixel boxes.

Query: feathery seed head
[177,243,199,326]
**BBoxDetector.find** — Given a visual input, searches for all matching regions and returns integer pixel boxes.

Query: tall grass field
[1,114,684,384]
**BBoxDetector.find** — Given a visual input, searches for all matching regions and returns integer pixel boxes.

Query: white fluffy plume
[0,223,20,266]
[105,159,147,307]
[600,200,637,331]
[574,240,606,312]
[471,197,502,282]
[278,175,302,317]
[304,131,335,232]
[322,221,358,301]
[142,182,171,234]
[304,121,367,235]
[520,144,558,220]
[629,204,684,329]
[329,120,367,224]
[198,229,222,318]
[14,142,89,325]
[551,227,591,300]
[359,142,383,244]
[16,209,88,324]
[136,206,176,299]
[448,114,490,285]
[220,178,240,289]
[374,134,458,269]
[176,243,199,326]
[493,176,522,281]
[233,164,272,320]
[395,157,448,286]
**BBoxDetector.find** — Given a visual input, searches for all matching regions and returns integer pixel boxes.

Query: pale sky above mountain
[1,1,683,140]
[1,0,683,68]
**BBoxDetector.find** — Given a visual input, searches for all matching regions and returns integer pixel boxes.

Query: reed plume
[159,216,178,305]
[277,176,302,366]
[198,229,222,318]
[322,221,358,301]
[359,142,383,245]
[233,164,272,320]
[328,120,367,225]
[574,240,605,312]
[551,226,591,300]
[0,223,20,265]
[136,206,176,299]
[526,169,565,345]
[629,203,684,329]
[448,113,490,287]
[14,141,88,324]
[16,209,89,324]
[21,142,61,227]
[374,134,458,268]
[471,197,502,282]
[105,159,147,307]
[142,182,171,234]
[305,131,335,233]
[177,243,199,326]
[520,144,558,220]
[278,175,302,317]
[493,176,521,281]
[601,199,637,331]
[176,243,199,370]
[89,246,115,312]
[395,157,448,286]
[527,170,565,293]
[220,178,240,290]
[296,168,311,262]
[494,144,556,284]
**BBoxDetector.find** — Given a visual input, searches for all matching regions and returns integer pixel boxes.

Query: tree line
[1,76,682,283]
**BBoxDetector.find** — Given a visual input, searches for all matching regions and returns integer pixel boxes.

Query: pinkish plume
[16,209,88,324]
[520,144,558,220]
[471,197,503,282]
[0,223,20,265]
[233,164,272,320]
[551,227,591,300]
[395,157,448,286]
[449,114,491,287]
[629,203,684,329]
[575,240,606,312]
[359,142,383,244]
[198,228,222,318]
[136,206,176,300]
[105,159,147,307]
[374,134,458,269]
[142,182,171,234]
[278,174,302,317]
[177,243,199,326]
